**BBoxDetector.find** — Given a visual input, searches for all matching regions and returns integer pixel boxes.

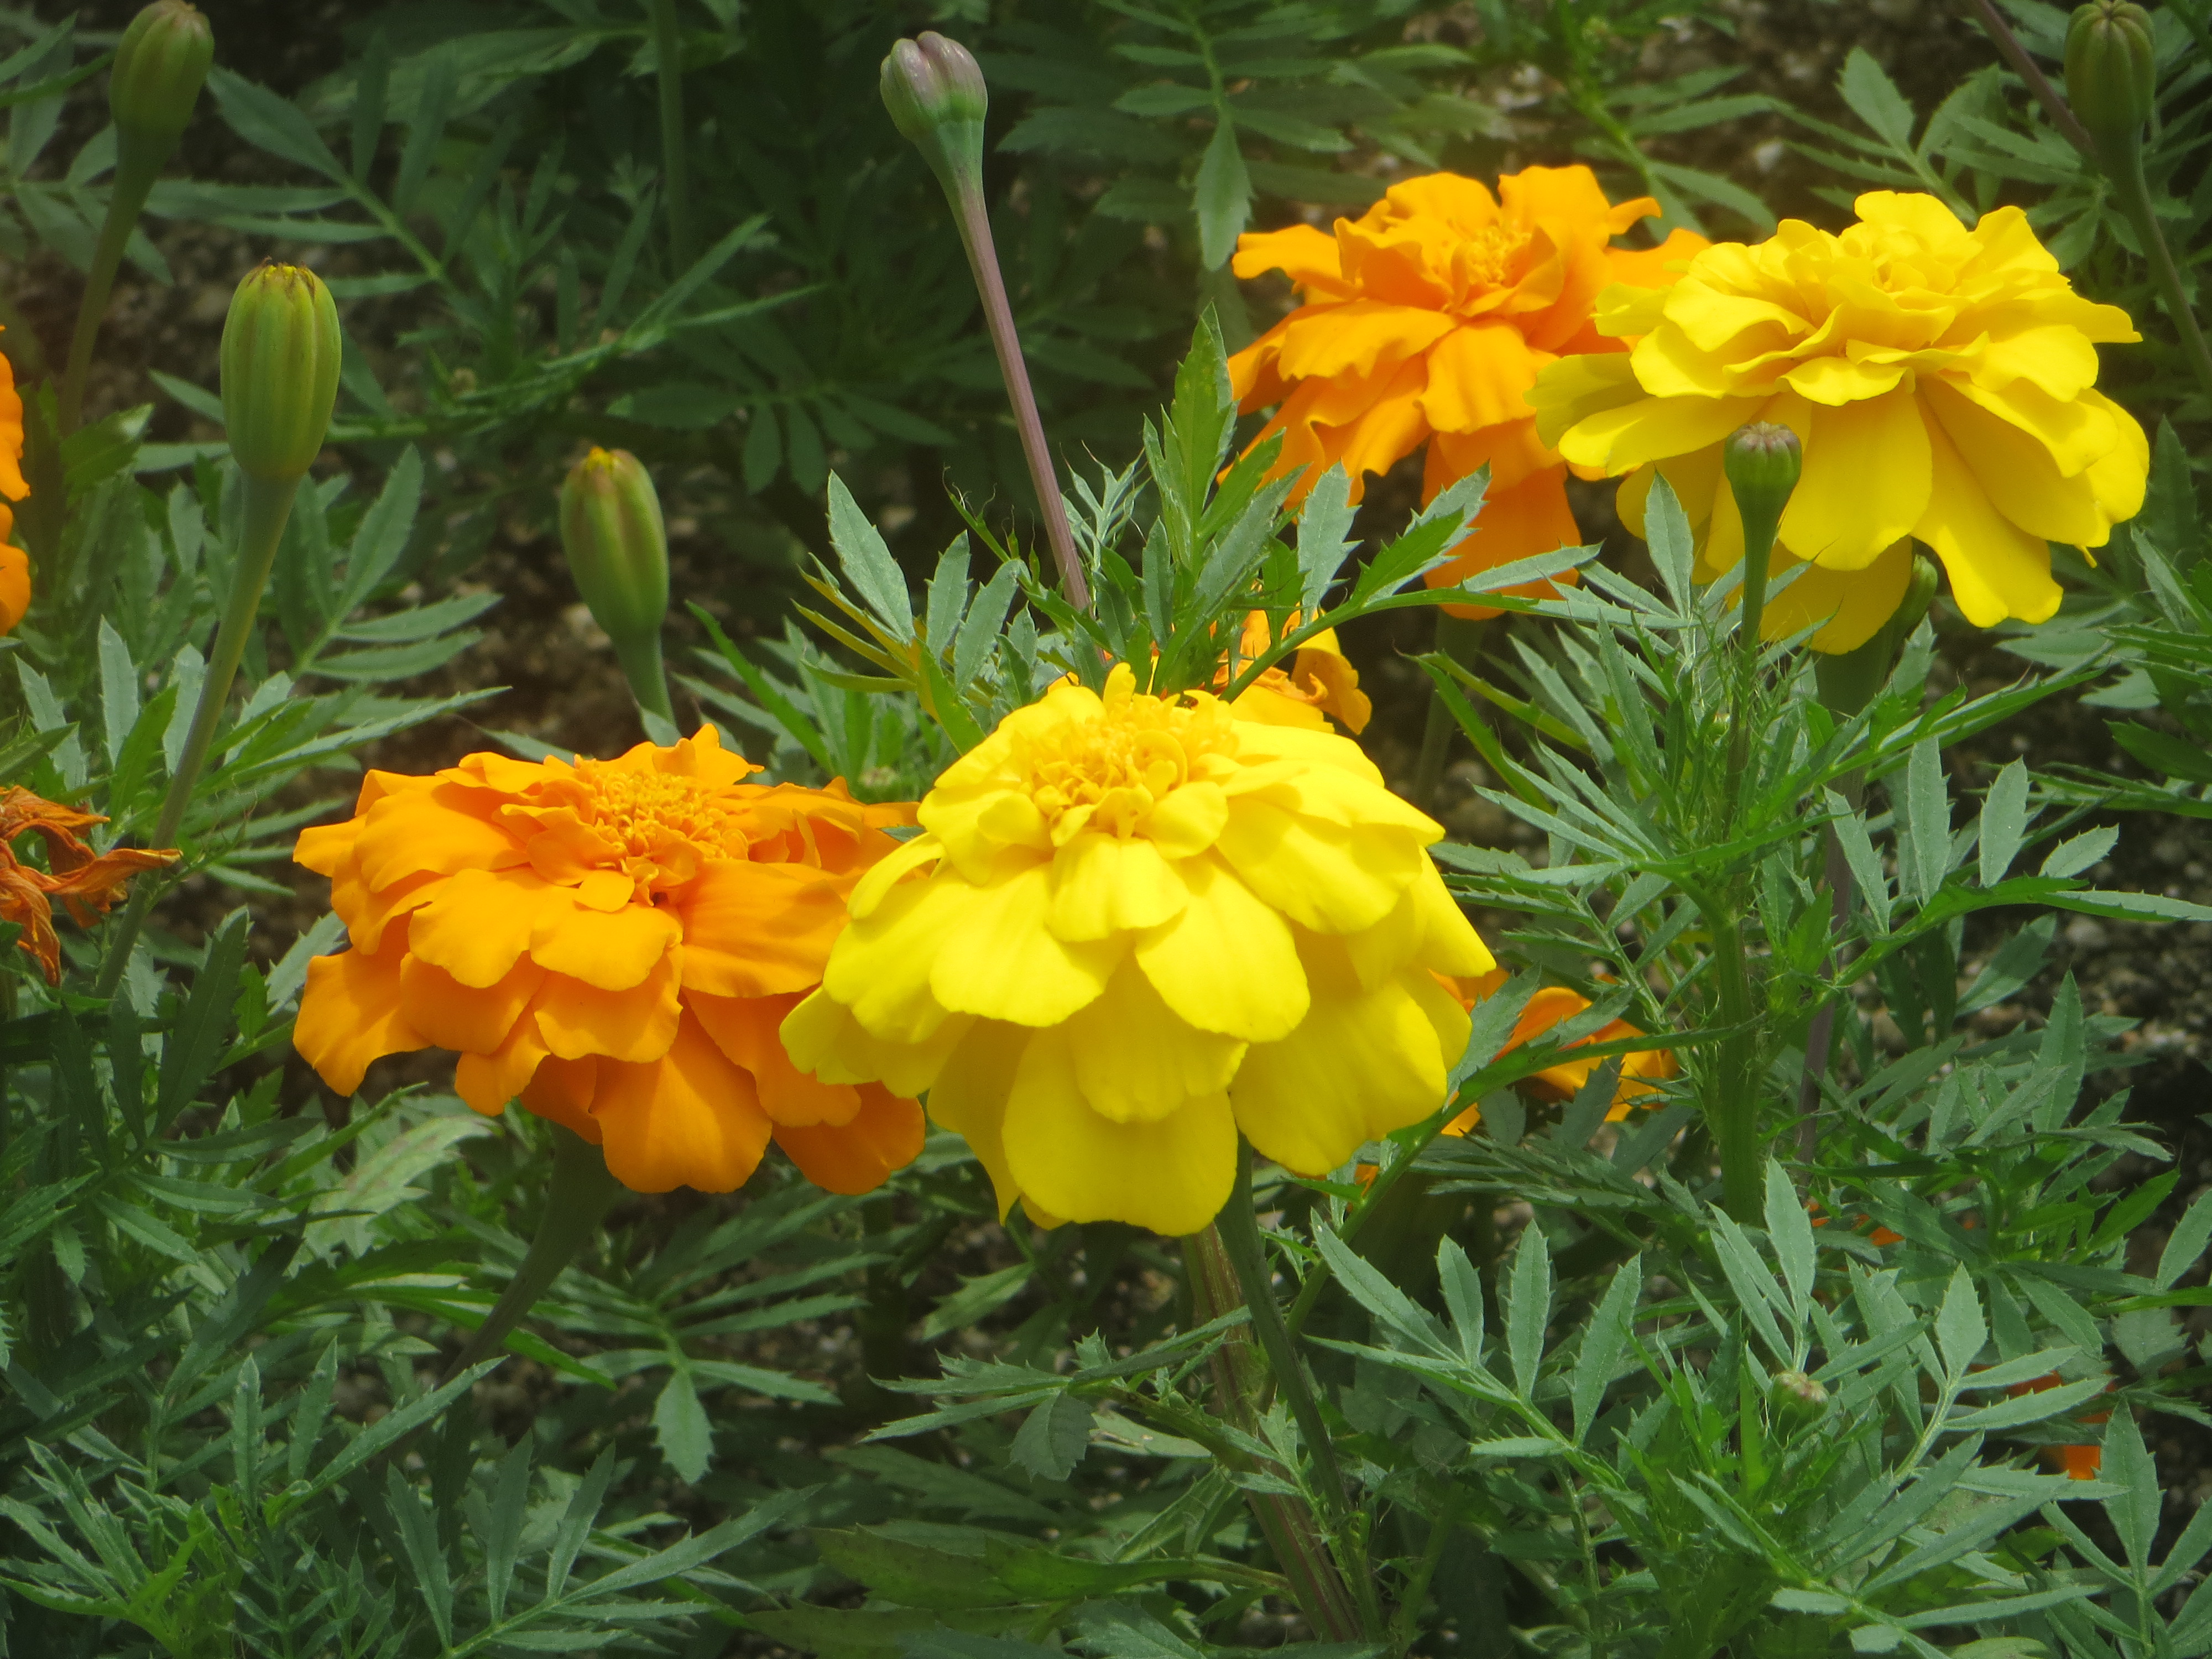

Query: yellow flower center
[1017,689,1234,840]
[572,760,747,867]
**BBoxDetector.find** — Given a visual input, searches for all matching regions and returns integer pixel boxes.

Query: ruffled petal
[1913,409,2059,628]
[534,952,681,1063]
[1135,854,1308,1041]
[780,987,973,1098]
[1778,387,1930,570]
[1062,961,1246,1123]
[296,935,426,1097]
[928,857,1124,1025]
[924,1019,1031,1220]
[1047,832,1190,942]
[773,1085,926,1196]
[690,988,860,1127]
[675,859,851,997]
[399,954,545,1055]
[592,1011,773,1193]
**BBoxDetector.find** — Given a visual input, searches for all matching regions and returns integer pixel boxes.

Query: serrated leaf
[1506,1226,1552,1400]
[1010,1391,1092,1482]
[825,473,913,643]
[1193,117,1251,270]
[653,1368,713,1484]
[1978,759,2030,886]
[1569,1255,1641,1446]
[1934,1266,1986,1378]
[2039,825,2117,880]
[1838,48,1918,151]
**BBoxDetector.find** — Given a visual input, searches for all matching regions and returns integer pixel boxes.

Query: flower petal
[1913,410,2058,628]
[1062,962,1247,1124]
[925,1019,1032,1220]
[773,1084,926,1196]
[1779,387,1929,570]
[928,857,1124,1026]
[296,937,426,1097]
[690,988,860,1126]
[1134,855,1307,1041]
[534,952,681,1063]
[592,1011,773,1193]
[676,859,852,997]
[399,954,545,1055]
[1047,832,1190,942]
[780,987,973,1098]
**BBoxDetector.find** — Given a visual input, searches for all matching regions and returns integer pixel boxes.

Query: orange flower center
[571,760,748,867]
[1458,222,1530,291]
[1018,691,1234,838]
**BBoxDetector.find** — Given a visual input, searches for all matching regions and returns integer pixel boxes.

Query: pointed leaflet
[1978,760,2030,888]
[1296,464,1357,614]
[1193,118,1252,271]
[1900,737,1949,907]
[1764,1162,1816,1320]
[1506,1225,1553,1400]
[1569,1256,1642,1446]
[1934,1265,1986,1379]
[826,473,914,643]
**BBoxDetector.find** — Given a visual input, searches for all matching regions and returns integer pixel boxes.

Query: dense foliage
[0,3,2209,1658]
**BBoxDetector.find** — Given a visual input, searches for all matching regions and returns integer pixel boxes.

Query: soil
[13,0,2208,1572]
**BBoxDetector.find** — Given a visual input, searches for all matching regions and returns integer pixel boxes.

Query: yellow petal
[820,865,972,1042]
[1135,855,1308,1041]
[1557,389,1767,477]
[1062,962,1246,1123]
[928,857,1123,1025]
[1142,782,1229,858]
[2076,387,2148,529]
[925,1019,1032,1220]
[1231,944,1465,1175]
[1765,540,1915,652]
[1002,1026,1237,1235]
[1212,796,1425,936]
[592,1011,773,1193]
[1046,832,1190,941]
[780,987,972,1098]
[1913,411,2059,628]
[1920,377,2109,545]
[1778,387,1929,570]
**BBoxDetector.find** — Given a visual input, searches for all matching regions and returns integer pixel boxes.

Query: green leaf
[653,1367,713,1484]
[208,68,347,182]
[826,473,914,643]
[2157,1188,2212,1291]
[155,910,251,1133]
[1977,759,2030,885]
[384,1465,455,1646]
[97,619,139,766]
[1505,1224,1552,1400]
[1934,1265,1986,1378]
[1838,48,1918,151]
[1900,737,1949,907]
[1764,1161,1815,1316]
[1295,464,1358,613]
[1193,117,1251,270]
[1010,1391,1093,1483]
[1569,1255,1641,1446]
[2039,825,2117,880]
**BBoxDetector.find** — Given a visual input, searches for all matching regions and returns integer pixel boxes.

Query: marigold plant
[1228,166,1707,615]
[1528,190,2147,650]
[1218,610,1371,733]
[0,787,174,982]
[782,662,1494,1236]
[292,728,926,1196]
[1437,970,1675,1135]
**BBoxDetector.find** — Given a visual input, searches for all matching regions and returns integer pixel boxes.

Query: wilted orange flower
[0,787,175,983]
[1217,611,1371,733]
[1436,968,1674,1135]
[291,728,926,1197]
[1228,168,1706,616]
[0,341,30,633]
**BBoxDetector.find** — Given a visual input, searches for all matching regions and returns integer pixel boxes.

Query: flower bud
[2065,2,2156,148]
[880,33,987,201]
[219,263,341,482]
[1769,1370,1830,1430]
[109,1,213,143]
[1723,421,1803,531]
[1890,552,1940,644]
[559,448,670,654]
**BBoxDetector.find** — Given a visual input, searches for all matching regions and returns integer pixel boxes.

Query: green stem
[442,1126,623,1383]
[614,632,676,730]
[2102,133,2212,398]
[1409,612,1488,816]
[1711,909,1761,1222]
[648,0,695,272]
[1181,1229,1366,1641]
[93,472,302,997]
[59,129,171,435]
[945,184,1089,611]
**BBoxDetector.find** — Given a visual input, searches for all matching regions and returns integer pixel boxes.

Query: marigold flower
[1217,610,1371,733]
[1435,969,1674,1136]
[291,728,927,1197]
[782,662,1494,1236]
[0,341,29,634]
[1529,191,2147,651]
[1228,168,1707,617]
[0,787,175,983]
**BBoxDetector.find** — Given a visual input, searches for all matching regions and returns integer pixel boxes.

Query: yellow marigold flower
[291,728,926,1197]
[0,340,30,634]
[1434,970,1674,1137]
[1216,610,1371,733]
[781,662,1495,1236]
[1528,191,2147,651]
[1229,167,1707,616]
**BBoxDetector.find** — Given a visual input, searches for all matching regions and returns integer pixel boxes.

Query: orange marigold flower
[1216,610,1371,733]
[1228,167,1707,617]
[291,728,927,1197]
[1434,968,1675,1136]
[0,338,30,634]
[0,787,176,983]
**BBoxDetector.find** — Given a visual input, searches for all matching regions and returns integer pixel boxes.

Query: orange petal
[409,867,565,988]
[689,988,860,1126]
[591,1010,773,1193]
[528,890,681,990]
[534,953,681,1064]
[295,933,428,1097]
[399,953,545,1055]
[517,1054,603,1142]
[676,860,851,998]
[773,1084,926,1195]
[0,542,28,635]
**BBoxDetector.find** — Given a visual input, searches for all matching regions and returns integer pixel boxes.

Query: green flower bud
[1890,552,1940,644]
[2065,2,2156,148]
[1769,1370,1830,1430]
[560,448,671,654]
[1723,421,1803,530]
[109,1,213,143]
[219,263,341,482]
[880,32,987,201]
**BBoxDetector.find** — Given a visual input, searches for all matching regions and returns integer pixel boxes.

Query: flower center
[1018,690,1234,840]
[572,761,748,867]
[1457,222,1529,291]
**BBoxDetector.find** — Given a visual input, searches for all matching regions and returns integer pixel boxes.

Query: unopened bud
[1770,1371,1830,1429]
[1724,422,1803,530]
[220,264,340,481]
[881,33,987,200]
[2065,2,2156,149]
[110,2,213,143]
[1890,552,1940,643]
[560,448,670,653]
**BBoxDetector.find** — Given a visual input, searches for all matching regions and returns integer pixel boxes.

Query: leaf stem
[93,472,303,997]
[2100,133,2212,398]
[1965,0,2098,158]
[648,0,695,271]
